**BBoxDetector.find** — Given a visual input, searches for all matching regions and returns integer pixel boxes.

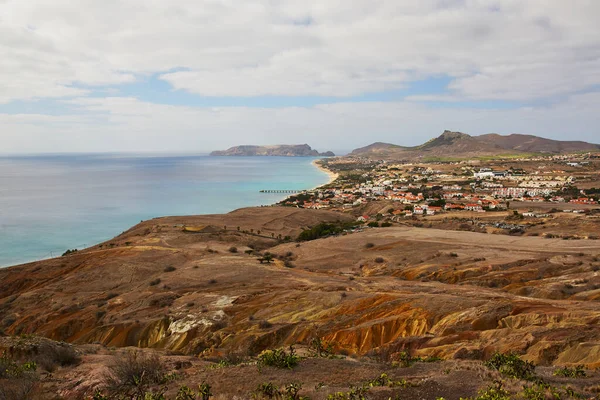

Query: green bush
[258,346,299,369]
[326,385,369,400]
[484,352,535,380]
[464,384,511,400]
[0,355,38,400]
[553,365,586,378]
[297,221,360,241]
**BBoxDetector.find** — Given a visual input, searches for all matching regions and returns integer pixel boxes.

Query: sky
[1,0,599,154]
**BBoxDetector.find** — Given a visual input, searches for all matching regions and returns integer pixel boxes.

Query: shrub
[149,278,161,286]
[521,383,562,400]
[484,352,535,380]
[366,373,413,388]
[228,247,238,253]
[208,279,217,285]
[0,355,38,400]
[105,293,119,300]
[0,355,37,379]
[367,222,379,228]
[254,382,280,399]
[326,385,369,400]
[103,351,168,397]
[553,365,586,378]
[62,249,78,256]
[176,383,213,400]
[309,337,334,358]
[471,383,511,400]
[374,257,384,263]
[258,346,299,369]
[381,222,392,227]
[297,221,359,241]
[365,243,375,248]
[49,344,80,367]
[164,266,176,272]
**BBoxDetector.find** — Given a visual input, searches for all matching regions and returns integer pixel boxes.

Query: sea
[0,154,331,268]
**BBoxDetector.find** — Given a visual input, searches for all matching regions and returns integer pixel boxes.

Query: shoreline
[1,157,338,268]
[311,159,339,188]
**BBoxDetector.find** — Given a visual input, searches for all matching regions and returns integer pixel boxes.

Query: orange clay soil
[1,206,600,374]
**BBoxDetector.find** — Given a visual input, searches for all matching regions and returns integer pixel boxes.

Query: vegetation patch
[553,365,586,378]
[297,221,360,241]
[101,351,173,398]
[258,346,299,369]
[484,352,535,380]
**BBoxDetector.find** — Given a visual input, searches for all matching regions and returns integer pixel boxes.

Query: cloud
[2,93,599,153]
[1,0,599,101]
[1,0,600,152]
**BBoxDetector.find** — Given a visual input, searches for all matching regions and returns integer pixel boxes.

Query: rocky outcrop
[210,144,334,157]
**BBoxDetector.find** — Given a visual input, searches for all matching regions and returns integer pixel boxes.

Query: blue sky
[1,0,599,153]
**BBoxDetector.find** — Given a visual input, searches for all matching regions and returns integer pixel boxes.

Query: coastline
[0,155,330,268]
[311,159,339,187]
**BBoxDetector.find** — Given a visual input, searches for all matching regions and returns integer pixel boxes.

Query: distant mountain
[348,142,407,157]
[477,133,600,154]
[349,131,600,160]
[350,130,504,160]
[211,144,335,157]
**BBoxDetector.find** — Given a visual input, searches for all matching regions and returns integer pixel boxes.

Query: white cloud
[1,0,599,100]
[1,0,600,153]
[2,94,599,153]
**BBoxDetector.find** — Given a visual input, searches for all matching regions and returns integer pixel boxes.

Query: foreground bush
[553,365,586,378]
[102,351,170,398]
[0,355,38,400]
[258,346,299,369]
[484,352,535,380]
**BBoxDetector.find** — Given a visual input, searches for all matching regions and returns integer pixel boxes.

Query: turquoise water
[0,155,329,267]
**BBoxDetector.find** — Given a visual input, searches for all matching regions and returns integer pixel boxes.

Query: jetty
[259,189,304,194]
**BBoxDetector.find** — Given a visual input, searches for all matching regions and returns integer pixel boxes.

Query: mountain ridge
[350,130,600,159]
[211,144,335,157]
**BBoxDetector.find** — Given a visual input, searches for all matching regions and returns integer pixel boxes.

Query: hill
[210,144,335,157]
[350,130,600,160]
[477,133,600,153]
[1,206,600,369]
[350,130,504,160]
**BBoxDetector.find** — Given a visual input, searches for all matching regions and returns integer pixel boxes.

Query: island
[210,143,335,157]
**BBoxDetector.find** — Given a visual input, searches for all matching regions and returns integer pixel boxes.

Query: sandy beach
[311,159,339,185]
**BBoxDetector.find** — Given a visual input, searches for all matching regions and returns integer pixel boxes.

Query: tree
[259,253,274,264]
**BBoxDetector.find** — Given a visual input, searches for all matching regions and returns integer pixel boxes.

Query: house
[413,206,426,215]
[357,215,369,222]
[465,203,484,212]
[445,203,465,211]
[427,206,443,215]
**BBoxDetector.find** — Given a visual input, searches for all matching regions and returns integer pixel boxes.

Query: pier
[260,189,304,194]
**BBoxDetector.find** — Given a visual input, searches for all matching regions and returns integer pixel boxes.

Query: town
[279,153,600,239]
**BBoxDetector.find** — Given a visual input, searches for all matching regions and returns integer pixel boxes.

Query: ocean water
[0,154,330,267]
